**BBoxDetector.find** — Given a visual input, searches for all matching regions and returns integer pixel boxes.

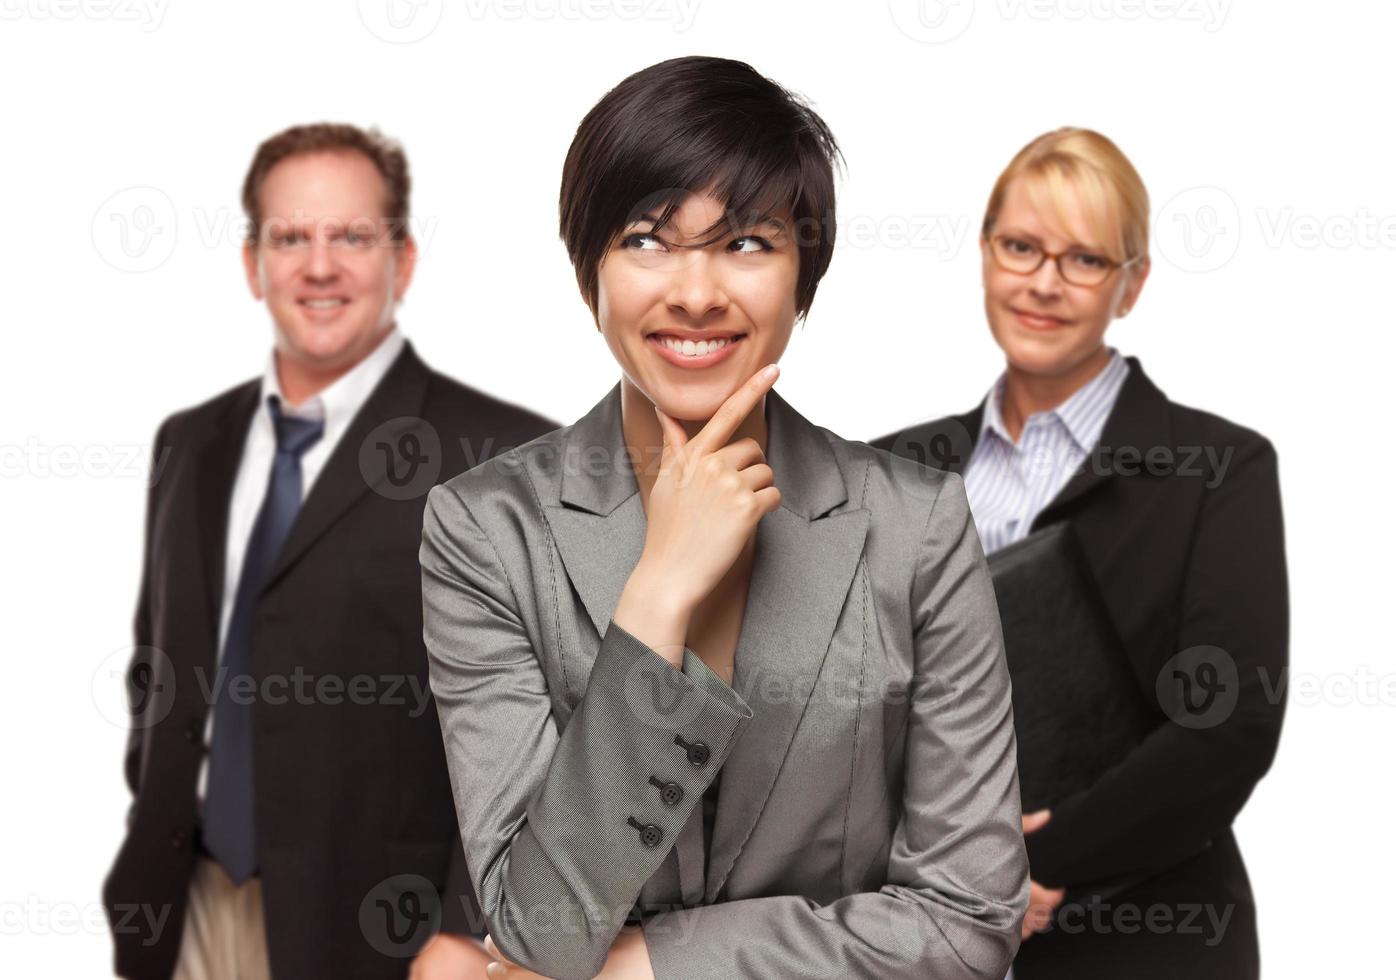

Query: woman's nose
[666,251,728,320]
[1027,256,1065,298]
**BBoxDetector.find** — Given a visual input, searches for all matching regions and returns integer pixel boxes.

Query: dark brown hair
[241,123,411,245]
[559,56,842,320]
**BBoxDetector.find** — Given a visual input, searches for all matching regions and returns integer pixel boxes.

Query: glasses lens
[1060,251,1113,286]
[992,236,1042,273]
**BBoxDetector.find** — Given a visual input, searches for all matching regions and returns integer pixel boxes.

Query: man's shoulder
[153,377,259,443]
[419,366,557,447]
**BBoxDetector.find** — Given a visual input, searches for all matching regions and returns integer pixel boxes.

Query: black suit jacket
[873,355,1288,979]
[103,340,556,980]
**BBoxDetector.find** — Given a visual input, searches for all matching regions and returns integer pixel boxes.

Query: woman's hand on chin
[614,365,782,665]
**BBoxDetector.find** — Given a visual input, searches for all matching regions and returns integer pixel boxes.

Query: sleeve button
[649,776,684,806]
[686,741,710,767]
[627,816,664,848]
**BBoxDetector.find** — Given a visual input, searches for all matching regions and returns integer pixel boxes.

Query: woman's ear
[1118,256,1152,317]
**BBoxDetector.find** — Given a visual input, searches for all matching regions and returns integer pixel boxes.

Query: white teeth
[658,336,734,357]
[302,298,347,309]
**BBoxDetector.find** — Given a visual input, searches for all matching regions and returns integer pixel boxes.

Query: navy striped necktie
[202,394,323,884]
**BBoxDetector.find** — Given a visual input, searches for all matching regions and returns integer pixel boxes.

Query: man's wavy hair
[241,122,411,245]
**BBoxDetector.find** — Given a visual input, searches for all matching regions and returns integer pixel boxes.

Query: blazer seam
[840,552,870,893]
[909,472,951,620]
[516,455,568,699]
[450,482,528,638]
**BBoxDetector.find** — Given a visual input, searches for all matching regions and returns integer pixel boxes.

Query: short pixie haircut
[559,56,841,320]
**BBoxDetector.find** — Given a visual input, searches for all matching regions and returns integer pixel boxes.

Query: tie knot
[267,395,325,457]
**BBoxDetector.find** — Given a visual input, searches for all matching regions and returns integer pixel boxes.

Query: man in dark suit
[102,123,555,979]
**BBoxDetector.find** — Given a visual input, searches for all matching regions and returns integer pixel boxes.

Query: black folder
[987,522,1154,900]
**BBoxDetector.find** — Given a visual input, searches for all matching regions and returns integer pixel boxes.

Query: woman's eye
[621,232,664,251]
[729,236,773,253]
[1005,238,1036,255]
[1069,252,1107,268]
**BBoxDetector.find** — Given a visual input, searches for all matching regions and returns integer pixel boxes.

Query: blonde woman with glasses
[876,128,1287,979]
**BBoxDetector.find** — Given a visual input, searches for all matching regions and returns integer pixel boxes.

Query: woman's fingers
[653,405,689,455]
[689,364,778,454]
[710,436,765,470]
[738,462,775,492]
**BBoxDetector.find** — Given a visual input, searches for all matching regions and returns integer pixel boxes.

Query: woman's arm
[1022,433,1288,887]
[638,471,1030,979]
[421,481,751,980]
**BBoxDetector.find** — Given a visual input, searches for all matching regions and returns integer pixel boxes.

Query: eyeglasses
[987,233,1142,288]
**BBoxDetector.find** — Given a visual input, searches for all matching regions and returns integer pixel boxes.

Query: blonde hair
[981,127,1149,265]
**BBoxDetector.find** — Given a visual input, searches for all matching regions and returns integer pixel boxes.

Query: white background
[1,0,1391,974]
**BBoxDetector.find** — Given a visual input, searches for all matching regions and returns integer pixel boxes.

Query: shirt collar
[259,326,405,426]
[981,346,1130,453]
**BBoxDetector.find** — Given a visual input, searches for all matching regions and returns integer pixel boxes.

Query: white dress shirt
[963,347,1130,556]
[197,327,406,801]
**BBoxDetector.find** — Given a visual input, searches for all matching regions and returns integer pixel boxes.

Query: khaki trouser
[171,857,272,980]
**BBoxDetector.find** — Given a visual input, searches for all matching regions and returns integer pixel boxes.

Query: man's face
[242,149,416,374]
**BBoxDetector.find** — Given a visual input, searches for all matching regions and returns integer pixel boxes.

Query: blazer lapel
[542,385,870,902]
[704,392,868,898]
[192,381,260,650]
[543,383,648,652]
[933,356,1173,528]
[260,341,431,593]
[1030,356,1173,529]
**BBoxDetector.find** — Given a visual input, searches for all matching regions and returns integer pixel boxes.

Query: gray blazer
[420,383,1029,979]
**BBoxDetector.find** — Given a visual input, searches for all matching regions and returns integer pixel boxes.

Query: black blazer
[872,355,1288,979]
[102,340,555,980]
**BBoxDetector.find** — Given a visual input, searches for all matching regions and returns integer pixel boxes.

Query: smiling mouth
[645,331,748,369]
[298,298,350,310]
[648,332,746,357]
[1012,308,1069,329]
